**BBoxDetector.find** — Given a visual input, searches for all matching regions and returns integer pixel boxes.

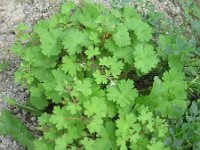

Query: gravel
[0,0,62,149]
[130,0,183,25]
[0,0,183,149]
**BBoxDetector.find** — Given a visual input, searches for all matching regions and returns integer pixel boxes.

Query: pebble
[16,113,22,119]
[25,90,30,96]
[31,117,36,122]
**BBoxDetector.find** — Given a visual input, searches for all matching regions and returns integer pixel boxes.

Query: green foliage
[114,23,131,47]
[0,59,9,72]
[0,109,34,150]
[3,96,42,116]
[3,0,198,149]
[148,69,188,118]
[166,101,200,149]
[133,43,158,73]
[116,105,169,150]
[107,80,138,107]
[141,0,200,149]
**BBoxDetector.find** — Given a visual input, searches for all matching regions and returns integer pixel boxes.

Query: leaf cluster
[5,0,197,150]
[138,0,200,149]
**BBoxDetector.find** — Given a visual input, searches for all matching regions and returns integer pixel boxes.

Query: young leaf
[61,55,81,77]
[66,102,82,115]
[55,134,73,150]
[61,2,75,15]
[49,106,69,130]
[40,29,62,56]
[93,70,108,84]
[134,43,159,74]
[130,18,152,42]
[107,80,138,107]
[150,69,187,118]
[84,97,108,118]
[87,117,103,134]
[62,29,89,55]
[29,86,48,110]
[72,79,93,97]
[94,122,117,150]
[85,46,100,59]
[114,23,131,47]
[81,137,94,150]
[99,57,124,78]
[34,138,54,150]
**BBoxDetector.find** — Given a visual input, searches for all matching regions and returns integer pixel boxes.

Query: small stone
[12,140,17,147]
[16,113,21,118]
[29,125,36,131]
[31,117,36,121]
[25,90,30,96]
[13,88,18,94]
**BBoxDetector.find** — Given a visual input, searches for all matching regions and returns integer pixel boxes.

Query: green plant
[0,59,9,72]
[1,0,196,150]
[141,1,200,149]
[3,96,42,116]
[0,109,34,149]
[167,101,200,150]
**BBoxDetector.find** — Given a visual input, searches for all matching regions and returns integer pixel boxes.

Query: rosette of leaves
[10,0,190,149]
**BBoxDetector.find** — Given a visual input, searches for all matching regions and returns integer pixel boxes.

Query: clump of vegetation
[0,0,199,150]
